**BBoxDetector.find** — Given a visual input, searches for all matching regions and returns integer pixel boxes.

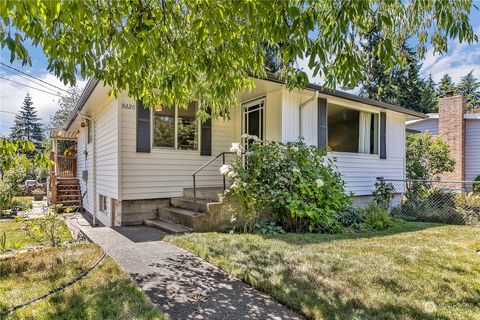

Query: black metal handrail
[192,151,236,213]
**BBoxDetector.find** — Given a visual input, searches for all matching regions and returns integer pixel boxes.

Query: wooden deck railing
[56,155,77,177]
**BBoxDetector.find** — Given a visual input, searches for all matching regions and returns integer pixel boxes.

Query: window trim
[98,194,107,213]
[241,96,266,145]
[326,103,380,156]
[86,119,92,145]
[151,102,200,152]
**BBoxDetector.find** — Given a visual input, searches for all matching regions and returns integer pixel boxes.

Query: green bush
[11,197,33,211]
[334,206,364,228]
[363,203,393,230]
[223,138,352,233]
[473,176,480,194]
[254,222,286,235]
[372,179,396,209]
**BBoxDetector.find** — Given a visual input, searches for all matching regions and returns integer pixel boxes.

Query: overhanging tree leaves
[0,1,477,118]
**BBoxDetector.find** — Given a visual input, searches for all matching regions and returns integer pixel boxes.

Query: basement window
[327,104,379,154]
[99,194,107,212]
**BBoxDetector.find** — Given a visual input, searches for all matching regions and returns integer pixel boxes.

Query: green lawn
[1,243,165,319]
[0,219,72,251]
[167,222,480,319]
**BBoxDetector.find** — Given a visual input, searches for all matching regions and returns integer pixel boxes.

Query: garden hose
[0,251,106,317]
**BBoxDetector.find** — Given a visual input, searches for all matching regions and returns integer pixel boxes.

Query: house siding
[76,98,118,226]
[120,94,236,200]
[407,118,439,135]
[465,119,480,181]
[281,89,406,195]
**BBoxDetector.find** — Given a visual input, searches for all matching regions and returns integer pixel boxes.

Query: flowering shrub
[222,137,352,232]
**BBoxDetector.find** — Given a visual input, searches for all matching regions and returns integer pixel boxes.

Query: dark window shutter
[136,101,151,153]
[317,98,327,148]
[380,111,387,159]
[200,108,212,156]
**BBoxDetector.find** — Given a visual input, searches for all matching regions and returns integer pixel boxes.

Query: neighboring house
[49,74,423,230]
[407,93,479,182]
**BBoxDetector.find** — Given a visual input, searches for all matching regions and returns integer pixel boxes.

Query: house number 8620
[122,103,135,110]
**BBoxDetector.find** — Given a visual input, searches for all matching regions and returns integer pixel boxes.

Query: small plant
[21,207,65,247]
[11,197,33,212]
[364,203,393,230]
[254,221,286,235]
[334,206,364,228]
[473,176,480,194]
[373,179,396,209]
[0,231,6,253]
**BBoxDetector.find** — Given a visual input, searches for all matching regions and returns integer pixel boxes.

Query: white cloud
[420,27,480,83]
[0,73,86,136]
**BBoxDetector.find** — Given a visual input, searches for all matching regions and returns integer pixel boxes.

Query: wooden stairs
[55,178,81,210]
[144,187,223,234]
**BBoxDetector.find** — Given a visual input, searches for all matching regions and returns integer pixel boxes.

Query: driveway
[66,213,302,320]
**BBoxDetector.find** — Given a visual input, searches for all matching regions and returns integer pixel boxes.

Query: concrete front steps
[144,187,225,234]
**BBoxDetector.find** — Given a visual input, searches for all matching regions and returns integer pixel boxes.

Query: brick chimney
[438,93,466,181]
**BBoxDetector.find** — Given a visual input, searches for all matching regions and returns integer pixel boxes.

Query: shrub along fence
[377,178,480,226]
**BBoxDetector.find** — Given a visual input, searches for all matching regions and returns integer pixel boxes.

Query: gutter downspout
[299,90,319,139]
[77,111,97,226]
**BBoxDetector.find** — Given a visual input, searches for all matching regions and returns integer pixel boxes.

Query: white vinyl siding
[407,118,439,135]
[120,95,236,200]
[76,98,118,226]
[465,119,480,181]
[281,88,406,195]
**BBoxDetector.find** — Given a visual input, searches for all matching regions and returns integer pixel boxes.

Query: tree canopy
[0,1,477,118]
[457,71,480,112]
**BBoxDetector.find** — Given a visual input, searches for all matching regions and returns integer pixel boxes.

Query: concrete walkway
[66,213,302,320]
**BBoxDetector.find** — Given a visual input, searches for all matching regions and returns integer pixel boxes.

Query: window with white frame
[99,194,107,212]
[327,104,379,154]
[153,101,198,150]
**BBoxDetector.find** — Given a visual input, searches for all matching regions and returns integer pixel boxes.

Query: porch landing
[66,213,302,319]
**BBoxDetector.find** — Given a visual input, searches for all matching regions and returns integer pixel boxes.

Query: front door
[242,98,265,146]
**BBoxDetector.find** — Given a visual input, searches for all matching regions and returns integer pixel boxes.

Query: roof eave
[65,79,100,130]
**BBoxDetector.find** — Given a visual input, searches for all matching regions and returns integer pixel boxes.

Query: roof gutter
[65,79,100,130]
[262,72,426,119]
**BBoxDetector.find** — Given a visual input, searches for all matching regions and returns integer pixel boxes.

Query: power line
[0,110,17,115]
[0,65,59,95]
[0,62,69,93]
[0,76,61,97]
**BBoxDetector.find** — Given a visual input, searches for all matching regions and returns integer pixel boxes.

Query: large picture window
[153,101,198,150]
[327,104,378,154]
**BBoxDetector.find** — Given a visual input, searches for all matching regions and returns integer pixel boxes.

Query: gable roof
[66,74,425,130]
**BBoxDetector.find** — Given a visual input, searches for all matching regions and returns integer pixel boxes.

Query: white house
[407,93,480,183]
[49,74,423,230]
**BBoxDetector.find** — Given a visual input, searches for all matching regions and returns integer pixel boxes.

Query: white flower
[230,142,242,155]
[292,167,300,174]
[241,133,249,139]
[291,146,299,152]
[316,179,324,188]
[227,171,237,178]
[220,164,233,175]
[231,181,240,189]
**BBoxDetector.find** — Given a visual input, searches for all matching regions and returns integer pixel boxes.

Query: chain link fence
[377,178,480,226]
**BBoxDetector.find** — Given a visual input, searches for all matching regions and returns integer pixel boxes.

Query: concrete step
[157,206,208,228]
[144,219,191,234]
[170,197,212,213]
[183,187,223,202]
[58,199,81,205]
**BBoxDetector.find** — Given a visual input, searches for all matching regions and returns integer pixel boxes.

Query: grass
[0,219,72,251]
[0,243,165,319]
[166,221,480,319]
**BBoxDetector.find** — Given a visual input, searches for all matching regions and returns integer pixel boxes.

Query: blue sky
[1,11,480,135]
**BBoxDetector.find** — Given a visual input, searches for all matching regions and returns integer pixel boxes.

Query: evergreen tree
[10,93,45,148]
[360,27,396,104]
[456,71,480,112]
[419,75,438,113]
[360,29,437,113]
[437,73,456,97]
